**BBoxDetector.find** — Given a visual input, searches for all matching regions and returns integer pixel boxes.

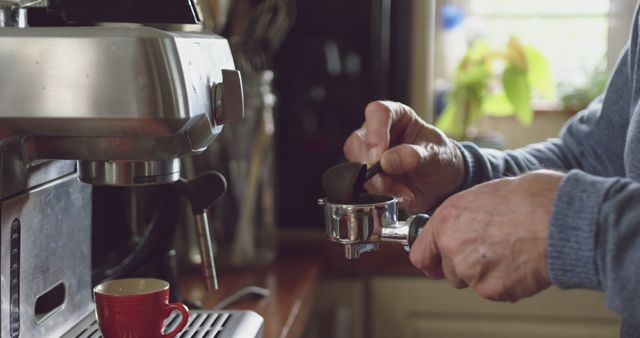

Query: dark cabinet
[273,0,411,229]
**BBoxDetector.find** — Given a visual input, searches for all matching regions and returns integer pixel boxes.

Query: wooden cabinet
[370,277,619,338]
[305,279,366,338]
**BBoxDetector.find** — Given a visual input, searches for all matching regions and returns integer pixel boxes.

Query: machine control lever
[173,171,227,291]
[213,69,244,124]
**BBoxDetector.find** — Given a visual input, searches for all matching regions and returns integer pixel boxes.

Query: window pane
[462,0,611,89]
[469,0,609,16]
[476,17,608,85]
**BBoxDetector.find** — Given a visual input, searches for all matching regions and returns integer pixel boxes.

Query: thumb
[380,144,427,175]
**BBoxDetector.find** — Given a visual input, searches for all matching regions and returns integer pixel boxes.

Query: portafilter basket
[317,194,429,259]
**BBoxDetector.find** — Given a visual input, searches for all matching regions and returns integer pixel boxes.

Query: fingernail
[371,175,384,191]
[368,147,381,164]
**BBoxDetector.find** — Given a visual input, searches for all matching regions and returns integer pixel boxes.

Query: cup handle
[162,303,190,338]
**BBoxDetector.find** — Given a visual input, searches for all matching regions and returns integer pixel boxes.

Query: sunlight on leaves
[503,66,533,125]
[524,46,556,100]
[436,36,553,139]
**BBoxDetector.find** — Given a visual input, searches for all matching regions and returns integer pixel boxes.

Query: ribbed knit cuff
[453,141,485,191]
[548,170,612,290]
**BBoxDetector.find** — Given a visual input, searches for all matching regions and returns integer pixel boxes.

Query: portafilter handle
[380,214,430,249]
[173,171,227,291]
[338,214,429,259]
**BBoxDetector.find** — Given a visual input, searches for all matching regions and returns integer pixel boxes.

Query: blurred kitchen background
[201,0,633,337]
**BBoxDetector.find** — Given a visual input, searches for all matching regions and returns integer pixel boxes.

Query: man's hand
[409,170,564,302]
[343,101,465,212]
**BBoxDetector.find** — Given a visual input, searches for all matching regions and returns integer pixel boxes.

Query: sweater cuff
[453,141,484,191]
[547,170,611,290]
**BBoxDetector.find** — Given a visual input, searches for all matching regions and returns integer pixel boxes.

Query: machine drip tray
[61,309,264,338]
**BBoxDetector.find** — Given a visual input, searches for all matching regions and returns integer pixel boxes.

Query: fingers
[343,102,393,165]
[410,202,473,289]
[362,175,415,208]
[379,144,427,175]
[362,101,394,154]
[409,220,444,279]
[343,127,369,162]
[441,256,469,289]
[344,101,417,164]
[364,143,424,205]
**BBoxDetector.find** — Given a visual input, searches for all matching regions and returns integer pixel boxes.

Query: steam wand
[173,171,227,291]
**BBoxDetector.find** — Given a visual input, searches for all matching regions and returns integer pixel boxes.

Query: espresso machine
[0,0,263,337]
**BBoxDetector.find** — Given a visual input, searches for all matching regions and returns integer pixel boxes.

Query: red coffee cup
[93,278,189,338]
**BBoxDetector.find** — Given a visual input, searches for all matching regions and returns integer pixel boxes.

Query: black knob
[172,171,227,214]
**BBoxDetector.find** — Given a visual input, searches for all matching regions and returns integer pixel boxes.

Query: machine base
[62,309,264,338]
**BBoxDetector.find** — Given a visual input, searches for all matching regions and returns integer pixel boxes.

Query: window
[466,0,610,88]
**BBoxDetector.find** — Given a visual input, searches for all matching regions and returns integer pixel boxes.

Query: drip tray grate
[62,309,263,338]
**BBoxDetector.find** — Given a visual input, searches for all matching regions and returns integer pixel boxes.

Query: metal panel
[62,310,264,338]
[0,174,92,338]
[0,27,236,161]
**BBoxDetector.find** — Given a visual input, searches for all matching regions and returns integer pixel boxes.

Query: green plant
[436,37,556,140]
[558,57,608,113]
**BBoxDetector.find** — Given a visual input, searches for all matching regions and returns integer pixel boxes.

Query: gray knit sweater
[457,4,640,334]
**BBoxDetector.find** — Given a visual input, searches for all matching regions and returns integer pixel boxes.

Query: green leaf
[502,66,533,126]
[458,64,491,85]
[466,40,492,60]
[524,46,556,99]
[435,98,465,140]
[507,37,527,70]
[482,93,514,117]
[464,85,485,125]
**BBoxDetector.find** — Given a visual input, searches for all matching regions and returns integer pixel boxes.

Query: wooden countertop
[179,242,322,338]
[179,231,420,338]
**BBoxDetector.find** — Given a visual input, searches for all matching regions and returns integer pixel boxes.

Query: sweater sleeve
[547,170,640,321]
[594,174,640,319]
[457,41,632,186]
[457,92,617,187]
[452,35,638,319]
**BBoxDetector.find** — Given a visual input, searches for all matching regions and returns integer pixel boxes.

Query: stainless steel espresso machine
[0,0,263,337]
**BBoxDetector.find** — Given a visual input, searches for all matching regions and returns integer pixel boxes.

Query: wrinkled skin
[344,100,563,302]
[409,171,563,302]
[343,101,464,212]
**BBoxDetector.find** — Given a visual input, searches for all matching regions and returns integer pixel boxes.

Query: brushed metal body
[0,173,92,338]
[0,26,235,162]
[0,24,251,337]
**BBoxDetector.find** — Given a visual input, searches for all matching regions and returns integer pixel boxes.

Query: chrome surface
[194,212,218,291]
[0,18,247,338]
[380,222,411,243]
[320,195,398,244]
[0,138,76,200]
[0,6,25,27]
[0,174,93,338]
[319,195,420,259]
[0,26,241,162]
[77,159,181,186]
[344,243,379,259]
[61,309,264,338]
[0,0,46,7]
[214,69,245,124]
[0,23,243,338]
